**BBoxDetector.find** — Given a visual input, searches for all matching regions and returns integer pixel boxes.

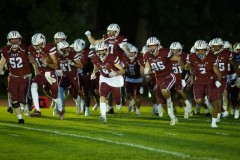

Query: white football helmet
[223,41,233,51]
[194,40,209,59]
[210,38,223,54]
[211,38,223,46]
[54,32,66,43]
[127,44,138,61]
[73,39,86,52]
[141,46,149,54]
[31,33,46,52]
[170,42,182,50]
[32,33,46,46]
[107,23,120,39]
[170,42,183,55]
[190,46,195,54]
[146,37,160,46]
[7,30,22,50]
[235,43,240,53]
[95,41,109,61]
[57,41,70,56]
[146,37,162,56]
[194,40,208,50]
[7,30,22,40]
[54,32,66,39]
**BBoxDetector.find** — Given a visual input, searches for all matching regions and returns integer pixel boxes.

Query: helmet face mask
[96,50,108,61]
[54,32,66,43]
[73,39,86,52]
[194,40,209,59]
[7,30,22,50]
[210,38,223,55]
[146,37,161,56]
[171,49,182,55]
[32,33,46,52]
[95,42,109,61]
[107,23,120,39]
[128,52,137,61]
[57,41,70,56]
[196,49,208,59]
[170,42,182,55]
[147,45,159,56]
[223,41,233,52]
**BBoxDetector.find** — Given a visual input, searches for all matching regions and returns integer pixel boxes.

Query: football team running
[1,23,240,128]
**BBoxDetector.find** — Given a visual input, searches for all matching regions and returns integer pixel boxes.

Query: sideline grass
[0,106,240,160]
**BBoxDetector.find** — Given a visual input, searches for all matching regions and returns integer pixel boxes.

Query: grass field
[0,105,240,160]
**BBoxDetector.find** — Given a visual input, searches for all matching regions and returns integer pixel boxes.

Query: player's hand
[109,69,117,77]
[85,31,91,37]
[215,80,221,88]
[139,87,144,94]
[90,73,96,80]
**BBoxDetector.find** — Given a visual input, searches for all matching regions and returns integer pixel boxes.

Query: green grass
[0,106,240,160]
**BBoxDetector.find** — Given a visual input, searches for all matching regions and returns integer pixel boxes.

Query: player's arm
[144,61,151,76]
[0,56,6,74]
[85,31,103,45]
[185,62,195,85]
[28,54,39,75]
[114,63,125,75]
[42,54,58,70]
[213,64,222,81]
[229,59,240,76]
[72,59,84,68]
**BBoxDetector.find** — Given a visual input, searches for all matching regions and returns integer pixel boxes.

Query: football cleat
[222,111,229,118]
[136,108,141,115]
[234,110,239,119]
[24,111,30,116]
[85,107,90,116]
[30,110,41,117]
[7,107,13,114]
[53,107,59,116]
[107,108,114,114]
[18,119,25,124]
[211,123,218,128]
[206,113,211,117]
[184,108,189,119]
[157,104,163,117]
[99,116,107,124]
[59,110,65,120]
[170,117,178,125]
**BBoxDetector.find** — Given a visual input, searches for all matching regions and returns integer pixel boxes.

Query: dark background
[0,0,240,94]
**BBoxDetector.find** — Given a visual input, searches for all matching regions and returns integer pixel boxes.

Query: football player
[29,33,63,119]
[143,37,179,125]
[169,42,192,118]
[0,30,36,124]
[186,40,222,128]
[91,41,125,123]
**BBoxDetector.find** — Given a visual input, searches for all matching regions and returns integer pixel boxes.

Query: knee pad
[12,102,20,108]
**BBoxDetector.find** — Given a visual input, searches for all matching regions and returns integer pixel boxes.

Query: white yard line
[0,122,219,160]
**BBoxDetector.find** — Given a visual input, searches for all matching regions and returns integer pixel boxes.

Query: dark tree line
[0,0,240,51]
[0,0,240,95]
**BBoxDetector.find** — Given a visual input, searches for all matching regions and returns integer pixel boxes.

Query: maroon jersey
[143,48,173,79]
[170,53,188,80]
[1,44,31,76]
[78,48,94,75]
[28,43,57,73]
[122,55,144,79]
[92,54,121,78]
[187,52,218,79]
[103,34,127,60]
[58,48,80,76]
[216,50,233,77]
